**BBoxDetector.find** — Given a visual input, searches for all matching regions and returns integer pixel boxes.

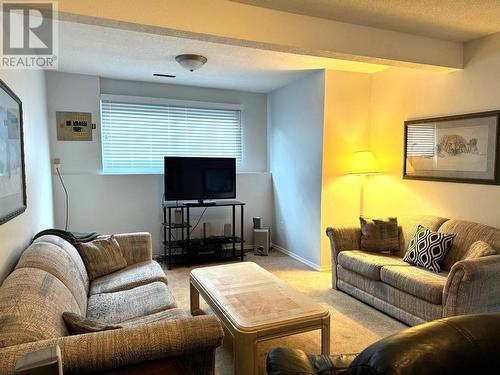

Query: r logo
[2,2,54,55]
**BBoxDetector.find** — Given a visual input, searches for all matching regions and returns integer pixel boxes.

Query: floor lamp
[347,151,381,217]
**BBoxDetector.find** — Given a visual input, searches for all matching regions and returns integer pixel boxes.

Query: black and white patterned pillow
[403,225,456,272]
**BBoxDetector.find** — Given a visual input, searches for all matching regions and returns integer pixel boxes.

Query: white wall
[0,70,54,282]
[268,70,325,268]
[268,70,372,270]
[46,72,271,255]
[367,32,500,229]
[320,70,372,268]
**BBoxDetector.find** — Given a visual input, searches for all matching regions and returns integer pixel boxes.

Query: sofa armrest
[14,345,62,374]
[0,315,223,374]
[443,255,500,317]
[112,232,153,265]
[325,227,361,264]
[325,227,361,289]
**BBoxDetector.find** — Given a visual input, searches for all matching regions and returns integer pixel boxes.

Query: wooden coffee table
[190,262,330,375]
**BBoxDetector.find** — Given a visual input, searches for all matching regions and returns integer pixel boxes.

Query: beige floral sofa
[327,216,500,326]
[0,232,223,374]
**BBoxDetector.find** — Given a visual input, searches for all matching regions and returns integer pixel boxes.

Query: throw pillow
[63,312,121,335]
[462,240,497,260]
[76,235,127,280]
[403,225,456,272]
[360,217,399,253]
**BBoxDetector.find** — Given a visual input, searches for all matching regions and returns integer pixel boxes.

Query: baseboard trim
[319,264,332,272]
[272,243,331,272]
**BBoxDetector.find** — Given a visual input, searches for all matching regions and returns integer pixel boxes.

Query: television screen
[164,157,236,201]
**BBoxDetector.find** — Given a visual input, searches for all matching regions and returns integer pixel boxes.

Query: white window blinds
[406,124,436,157]
[100,95,242,174]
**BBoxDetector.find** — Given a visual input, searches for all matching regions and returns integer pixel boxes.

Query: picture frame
[0,80,27,224]
[404,110,500,185]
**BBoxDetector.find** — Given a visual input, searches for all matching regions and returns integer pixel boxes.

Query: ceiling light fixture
[175,54,207,72]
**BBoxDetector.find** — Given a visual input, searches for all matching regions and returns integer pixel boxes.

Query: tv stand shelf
[162,200,246,269]
[162,222,191,229]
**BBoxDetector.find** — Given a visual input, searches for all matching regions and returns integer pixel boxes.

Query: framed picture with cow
[404,110,500,185]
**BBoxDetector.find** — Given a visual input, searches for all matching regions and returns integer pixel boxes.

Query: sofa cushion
[16,241,89,314]
[120,307,190,327]
[112,232,153,265]
[337,250,410,281]
[360,217,399,253]
[403,225,456,273]
[62,312,122,335]
[439,220,500,271]
[77,236,128,280]
[90,260,168,295]
[462,240,497,261]
[0,268,80,348]
[381,265,448,305]
[87,282,176,324]
[337,265,443,324]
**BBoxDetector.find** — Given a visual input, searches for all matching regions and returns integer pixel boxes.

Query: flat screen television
[164,156,236,202]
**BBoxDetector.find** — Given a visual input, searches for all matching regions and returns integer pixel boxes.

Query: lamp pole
[359,174,366,217]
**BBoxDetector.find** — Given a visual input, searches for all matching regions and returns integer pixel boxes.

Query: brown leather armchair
[266,313,500,375]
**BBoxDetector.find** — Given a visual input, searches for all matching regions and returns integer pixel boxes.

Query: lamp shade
[347,151,381,175]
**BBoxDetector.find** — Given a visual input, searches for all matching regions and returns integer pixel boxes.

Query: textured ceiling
[232,0,500,42]
[58,21,388,93]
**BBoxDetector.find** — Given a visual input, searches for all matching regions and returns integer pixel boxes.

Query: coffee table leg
[190,281,202,316]
[321,316,331,355]
[233,331,257,375]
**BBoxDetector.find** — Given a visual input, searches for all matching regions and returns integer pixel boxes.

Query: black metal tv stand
[183,199,217,206]
[162,200,246,270]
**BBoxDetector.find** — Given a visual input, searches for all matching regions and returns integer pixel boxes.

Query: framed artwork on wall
[0,80,26,224]
[404,110,500,185]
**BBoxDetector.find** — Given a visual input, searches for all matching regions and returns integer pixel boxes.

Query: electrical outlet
[53,158,61,173]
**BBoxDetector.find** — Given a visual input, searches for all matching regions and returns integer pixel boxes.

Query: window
[100,95,242,174]
[406,124,436,157]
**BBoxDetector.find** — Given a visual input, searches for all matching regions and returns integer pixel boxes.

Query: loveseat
[326,215,500,326]
[0,232,224,374]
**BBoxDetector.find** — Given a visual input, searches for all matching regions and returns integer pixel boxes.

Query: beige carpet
[163,250,407,374]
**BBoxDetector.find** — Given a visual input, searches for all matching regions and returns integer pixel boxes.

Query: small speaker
[254,227,270,256]
[253,217,262,229]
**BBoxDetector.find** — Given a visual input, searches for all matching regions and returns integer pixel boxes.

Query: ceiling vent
[153,73,176,78]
